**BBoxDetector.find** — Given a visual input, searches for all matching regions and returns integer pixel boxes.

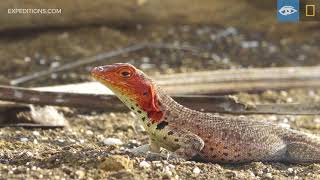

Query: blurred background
[1,0,319,87]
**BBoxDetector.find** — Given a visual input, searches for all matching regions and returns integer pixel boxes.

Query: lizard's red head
[91,63,163,123]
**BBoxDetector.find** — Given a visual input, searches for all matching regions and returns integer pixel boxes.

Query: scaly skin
[92,63,320,163]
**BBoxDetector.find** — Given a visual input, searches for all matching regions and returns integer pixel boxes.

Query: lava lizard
[92,63,320,163]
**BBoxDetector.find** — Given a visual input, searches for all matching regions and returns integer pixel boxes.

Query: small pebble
[241,41,259,49]
[103,138,123,145]
[256,170,263,176]
[24,57,31,62]
[96,134,104,139]
[26,152,33,157]
[152,161,163,168]
[164,170,173,177]
[193,167,201,174]
[168,164,175,169]
[86,130,93,135]
[280,91,288,97]
[128,139,140,145]
[248,171,256,177]
[20,137,28,142]
[263,173,273,179]
[287,168,294,174]
[109,112,116,118]
[279,123,290,129]
[139,161,151,168]
[32,131,40,136]
[163,166,173,177]
[50,61,60,68]
[269,115,277,121]
[75,170,86,179]
[100,155,133,171]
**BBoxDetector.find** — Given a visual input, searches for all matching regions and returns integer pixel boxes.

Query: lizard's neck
[155,86,191,116]
[113,81,194,128]
[153,85,201,125]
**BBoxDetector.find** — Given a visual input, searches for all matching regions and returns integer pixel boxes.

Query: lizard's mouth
[91,66,115,85]
[92,72,112,84]
[91,67,132,97]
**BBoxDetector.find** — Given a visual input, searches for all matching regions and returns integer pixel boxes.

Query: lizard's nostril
[95,66,104,71]
[92,66,104,73]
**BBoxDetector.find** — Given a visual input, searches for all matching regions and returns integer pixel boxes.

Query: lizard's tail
[283,130,320,163]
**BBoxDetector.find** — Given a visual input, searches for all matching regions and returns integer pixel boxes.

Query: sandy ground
[0,25,320,179]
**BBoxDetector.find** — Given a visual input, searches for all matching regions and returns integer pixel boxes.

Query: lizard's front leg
[149,125,205,160]
[167,129,205,160]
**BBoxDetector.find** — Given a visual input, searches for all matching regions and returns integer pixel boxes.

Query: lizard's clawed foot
[129,144,150,156]
[129,144,184,162]
[146,152,184,161]
[145,152,169,161]
[130,144,167,161]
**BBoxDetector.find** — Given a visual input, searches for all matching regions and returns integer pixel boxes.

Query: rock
[287,168,294,174]
[32,131,40,136]
[75,170,86,179]
[263,173,273,179]
[193,167,201,174]
[99,155,133,171]
[85,130,93,135]
[152,161,163,168]
[168,164,175,169]
[20,137,28,142]
[139,161,151,168]
[103,138,123,145]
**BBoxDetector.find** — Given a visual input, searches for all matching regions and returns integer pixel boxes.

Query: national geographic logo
[300,0,320,21]
[277,0,320,22]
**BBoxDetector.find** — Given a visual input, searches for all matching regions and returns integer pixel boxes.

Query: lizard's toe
[167,153,185,162]
[146,152,168,161]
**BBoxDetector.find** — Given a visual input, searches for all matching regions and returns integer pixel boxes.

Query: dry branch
[0,85,320,115]
[5,66,320,115]
[154,66,320,94]
[34,66,320,95]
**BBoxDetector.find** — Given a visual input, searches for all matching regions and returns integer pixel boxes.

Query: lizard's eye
[119,68,133,78]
